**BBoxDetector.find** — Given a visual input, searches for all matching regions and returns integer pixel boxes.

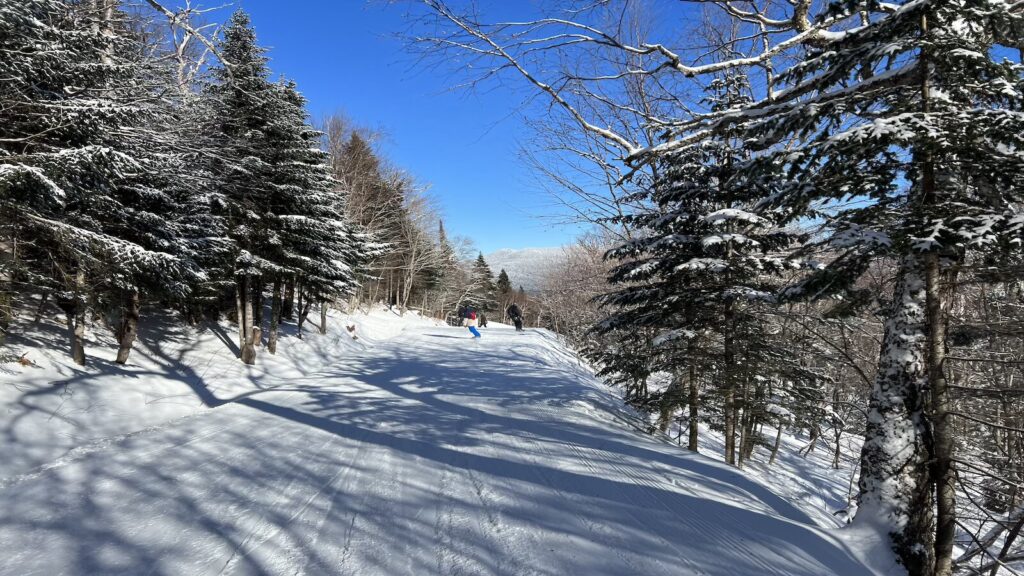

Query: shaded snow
[1,308,885,575]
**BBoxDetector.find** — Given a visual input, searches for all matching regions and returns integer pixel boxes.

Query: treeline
[0,0,540,368]
[413,2,1024,574]
[320,122,533,323]
[0,2,377,366]
[0,1,530,368]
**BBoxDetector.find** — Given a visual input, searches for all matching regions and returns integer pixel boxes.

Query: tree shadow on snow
[0,328,872,576]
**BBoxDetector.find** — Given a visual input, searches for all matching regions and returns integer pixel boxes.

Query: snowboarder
[507,303,524,332]
[454,305,469,327]
[465,310,481,338]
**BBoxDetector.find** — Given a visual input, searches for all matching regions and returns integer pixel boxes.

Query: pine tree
[589,329,658,414]
[201,12,375,359]
[496,269,512,295]
[102,7,222,364]
[266,81,371,346]
[495,268,513,317]
[0,0,197,365]
[337,132,403,235]
[437,221,455,263]
[172,92,234,326]
[203,10,289,364]
[334,131,401,309]
[467,253,498,312]
[600,72,804,462]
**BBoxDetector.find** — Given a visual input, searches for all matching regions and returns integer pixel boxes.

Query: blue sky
[212,0,581,253]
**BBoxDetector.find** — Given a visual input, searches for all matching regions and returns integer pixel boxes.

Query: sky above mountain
[204,0,582,253]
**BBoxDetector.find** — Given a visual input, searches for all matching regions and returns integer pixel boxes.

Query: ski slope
[0,318,882,575]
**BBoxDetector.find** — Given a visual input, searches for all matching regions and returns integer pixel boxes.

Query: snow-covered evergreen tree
[466,253,498,312]
[496,269,512,298]
[678,2,1024,572]
[201,11,375,359]
[599,73,804,463]
[0,0,199,365]
[202,10,292,363]
[494,268,513,312]
[267,81,373,345]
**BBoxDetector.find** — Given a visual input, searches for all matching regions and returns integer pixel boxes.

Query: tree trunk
[69,270,87,366]
[268,277,282,354]
[855,255,934,575]
[917,15,955,563]
[657,374,684,434]
[115,290,140,364]
[723,231,737,466]
[252,275,263,347]
[319,299,328,335]
[832,429,843,470]
[297,296,312,339]
[918,10,954,575]
[687,360,699,452]
[802,424,820,456]
[401,271,417,315]
[387,271,393,308]
[92,0,115,65]
[769,424,783,466]
[0,289,10,331]
[250,325,261,356]
[926,252,956,576]
[72,307,86,366]
[0,238,14,331]
[723,307,737,465]
[65,306,87,367]
[369,273,382,307]
[238,276,256,365]
[33,292,49,324]
[724,386,736,465]
[235,277,246,349]
[282,277,295,320]
[738,379,751,466]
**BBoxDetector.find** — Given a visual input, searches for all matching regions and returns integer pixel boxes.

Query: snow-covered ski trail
[0,324,875,575]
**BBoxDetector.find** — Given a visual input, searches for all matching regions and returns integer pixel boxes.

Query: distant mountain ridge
[485,247,564,293]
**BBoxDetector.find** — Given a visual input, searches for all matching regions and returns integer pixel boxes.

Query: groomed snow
[1,309,884,575]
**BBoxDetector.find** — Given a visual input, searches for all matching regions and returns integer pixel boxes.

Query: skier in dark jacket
[507,303,524,332]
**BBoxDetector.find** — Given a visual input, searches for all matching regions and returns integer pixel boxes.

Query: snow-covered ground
[1,308,891,575]
[0,306,436,479]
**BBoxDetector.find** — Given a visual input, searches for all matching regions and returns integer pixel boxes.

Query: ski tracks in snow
[0,324,873,576]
